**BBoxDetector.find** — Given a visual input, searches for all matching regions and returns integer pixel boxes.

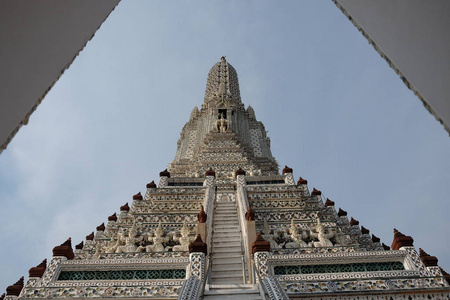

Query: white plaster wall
[0,0,120,152]
[336,0,450,133]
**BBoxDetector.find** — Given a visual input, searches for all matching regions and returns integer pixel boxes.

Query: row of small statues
[103,221,194,254]
[262,219,352,249]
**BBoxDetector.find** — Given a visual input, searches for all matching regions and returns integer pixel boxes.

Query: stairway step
[212,264,242,272]
[214,252,242,259]
[205,289,259,295]
[213,247,242,254]
[215,210,236,214]
[214,223,239,228]
[204,289,261,300]
[213,228,241,237]
[210,277,244,284]
[212,237,241,243]
[214,228,240,233]
[214,216,237,219]
[213,241,241,248]
[212,257,242,265]
[212,270,243,278]
[208,284,257,290]
[215,216,238,220]
[214,219,238,224]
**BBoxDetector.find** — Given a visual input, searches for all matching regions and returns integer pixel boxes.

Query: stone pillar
[196,223,207,245]
[188,252,206,282]
[252,233,271,283]
[253,251,270,283]
[158,169,170,188]
[282,165,295,185]
[5,277,24,300]
[246,219,256,283]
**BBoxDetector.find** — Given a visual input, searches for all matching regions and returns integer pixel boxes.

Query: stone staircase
[203,201,261,299]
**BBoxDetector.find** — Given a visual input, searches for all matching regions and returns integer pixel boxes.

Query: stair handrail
[205,193,215,286]
[201,179,216,296]
[253,262,290,300]
[253,262,269,300]
[235,174,251,283]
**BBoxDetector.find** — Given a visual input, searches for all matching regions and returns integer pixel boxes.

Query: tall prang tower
[4,58,450,300]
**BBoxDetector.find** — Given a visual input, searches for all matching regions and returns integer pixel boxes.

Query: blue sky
[0,1,449,290]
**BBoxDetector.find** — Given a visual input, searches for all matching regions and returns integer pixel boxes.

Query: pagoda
[3,57,449,300]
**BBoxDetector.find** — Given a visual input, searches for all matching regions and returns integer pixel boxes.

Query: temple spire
[203,56,242,107]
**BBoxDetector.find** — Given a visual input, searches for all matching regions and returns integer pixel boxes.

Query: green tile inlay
[58,269,186,281]
[274,262,404,275]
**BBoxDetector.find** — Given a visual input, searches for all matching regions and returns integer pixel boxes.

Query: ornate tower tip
[221,56,226,61]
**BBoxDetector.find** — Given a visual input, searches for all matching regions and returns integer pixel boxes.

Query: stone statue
[285,220,309,248]
[104,233,123,254]
[310,219,335,248]
[172,220,194,251]
[334,228,353,246]
[216,113,229,133]
[262,219,284,249]
[145,222,169,252]
[105,225,143,253]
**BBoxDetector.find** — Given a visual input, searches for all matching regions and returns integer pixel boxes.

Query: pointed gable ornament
[189,234,207,254]
[159,169,170,178]
[235,167,246,177]
[282,165,293,174]
[29,259,47,278]
[324,198,335,207]
[419,248,438,267]
[133,192,143,200]
[391,228,414,250]
[120,202,130,212]
[252,232,271,254]
[108,213,118,222]
[198,205,207,223]
[146,180,157,188]
[337,208,347,217]
[52,238,75,260]
[6,277,24,296]
[297,177,308,185]
[311,188,321,195]
[205,168,216,177]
